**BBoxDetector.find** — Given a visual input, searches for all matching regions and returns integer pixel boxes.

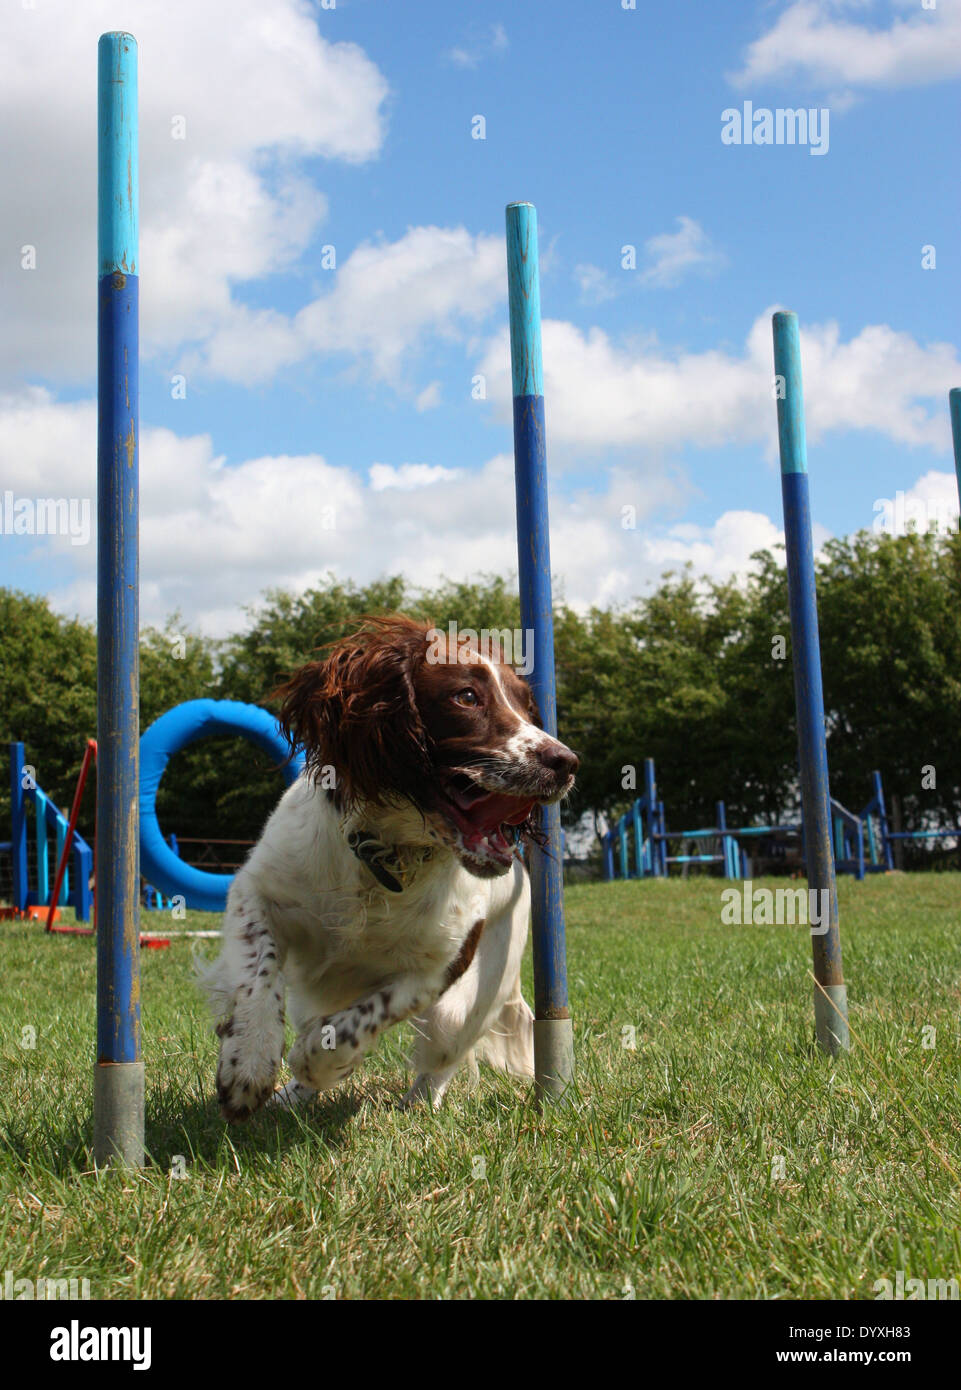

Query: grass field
[1,874,959,1300]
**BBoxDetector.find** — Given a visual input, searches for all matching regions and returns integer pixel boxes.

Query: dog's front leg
[288,974,441,1093]
[206,885,286,1122]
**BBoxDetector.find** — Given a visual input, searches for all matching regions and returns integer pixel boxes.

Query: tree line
[2,528,959,872]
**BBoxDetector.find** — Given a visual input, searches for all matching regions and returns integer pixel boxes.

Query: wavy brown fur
[274,615,436,814]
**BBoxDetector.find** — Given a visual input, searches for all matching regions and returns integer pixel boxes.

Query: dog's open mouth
[437,771,537,870]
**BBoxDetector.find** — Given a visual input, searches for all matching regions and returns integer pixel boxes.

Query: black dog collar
[346,830,404,893]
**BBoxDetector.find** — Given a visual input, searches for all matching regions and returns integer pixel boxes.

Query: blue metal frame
[6,742,94,919]
[601,760,664,881]
[601,754,877,884]
[9,741,28,910]
[830,797,865,881]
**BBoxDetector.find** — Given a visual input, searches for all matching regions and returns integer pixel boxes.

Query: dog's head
[275,615,578,877]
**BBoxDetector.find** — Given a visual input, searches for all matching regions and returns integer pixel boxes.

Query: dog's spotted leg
[288,974,441,1093]
[207,888,286,1122]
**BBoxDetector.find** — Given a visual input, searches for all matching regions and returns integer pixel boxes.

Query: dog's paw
[215,1027,282,1123]
[397,1072,451,1112]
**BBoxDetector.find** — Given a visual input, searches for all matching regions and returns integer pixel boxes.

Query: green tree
[0,589,97,841]
[817,530,961,835]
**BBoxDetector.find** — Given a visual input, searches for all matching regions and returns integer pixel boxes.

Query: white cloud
[574,264,619,305]
[730,0,961,91]
[415,382,443,412]
[0,0,388,383]
[188,224,506,388]
[644,510,785,577]
[0,387,780,635]
[906,470,960,521]
[444,23,509,68]
[369,463,462,491]
[3,323,957,634]
[291,225,504,388]
[872,468,960,535]
[639,217,727,289]
[478,310,959,456]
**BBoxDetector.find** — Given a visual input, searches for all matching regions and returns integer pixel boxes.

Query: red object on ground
[46,738,97,935]
[27,905,60,922]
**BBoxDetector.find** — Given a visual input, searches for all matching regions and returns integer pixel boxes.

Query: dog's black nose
[537,743,579,777]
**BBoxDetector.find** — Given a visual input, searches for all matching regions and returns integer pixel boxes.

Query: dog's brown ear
[274,616,435,811]
[275,658,328,768]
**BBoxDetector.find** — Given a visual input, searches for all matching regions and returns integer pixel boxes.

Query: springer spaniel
[200,615,577,1121]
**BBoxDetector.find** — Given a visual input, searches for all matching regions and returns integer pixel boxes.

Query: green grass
[1,874,959,1299]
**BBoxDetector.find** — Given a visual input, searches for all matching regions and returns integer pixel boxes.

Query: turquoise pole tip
[98,32,138,277]
[772,311,808,476]
[506,203,544,399]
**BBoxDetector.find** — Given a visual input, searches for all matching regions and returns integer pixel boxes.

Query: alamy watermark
[50,1320,151,1370]
[721,880,830,934]
[722,102,829,156]
[872,491,957,537]
[427,621,534,676]
[874,1270,959,1301]
[1,491,91,545]
[2,1269,91,1299]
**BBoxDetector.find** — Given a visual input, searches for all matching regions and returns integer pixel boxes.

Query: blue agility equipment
[602,759,961,883]
[602,758,660,880]
[139,700,304,913]
[4,742,94,920]
[95,32,143,1164]
[773,311,848,1054]
[506,201,573,1101]
[950,388,961,514]
[860,771,895,872]
[862,769,960,865]
[605,316,853,1056]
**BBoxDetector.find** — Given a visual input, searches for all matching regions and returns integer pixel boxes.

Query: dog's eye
[453,688,480,707]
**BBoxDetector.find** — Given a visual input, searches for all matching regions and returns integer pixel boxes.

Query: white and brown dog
[200,616,577,1120]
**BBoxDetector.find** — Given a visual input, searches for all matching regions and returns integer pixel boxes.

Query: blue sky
[1,0,959,634]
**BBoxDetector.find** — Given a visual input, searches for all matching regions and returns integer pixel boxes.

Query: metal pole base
[814,984,850,1056]
[93,1061,145,1167]
[533,1018,574,1103]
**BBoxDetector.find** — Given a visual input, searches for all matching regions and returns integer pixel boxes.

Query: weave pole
[950,389,961,516]
[94,32,144,1165]
[505,202,574,1100]
[773,311,849,1055]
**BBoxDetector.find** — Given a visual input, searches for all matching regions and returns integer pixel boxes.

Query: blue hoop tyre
[139,699,304,912]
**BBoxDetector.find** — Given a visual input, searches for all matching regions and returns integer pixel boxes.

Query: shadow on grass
[1,1039,579,1179]
[142,1084,367,1170]
[0,1080,368,1179]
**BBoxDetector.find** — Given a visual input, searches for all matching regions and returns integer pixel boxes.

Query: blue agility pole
[505,202,573,1100]
[95,32,144,1164]
[773,311,849,1055]
[950,389,961,517]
